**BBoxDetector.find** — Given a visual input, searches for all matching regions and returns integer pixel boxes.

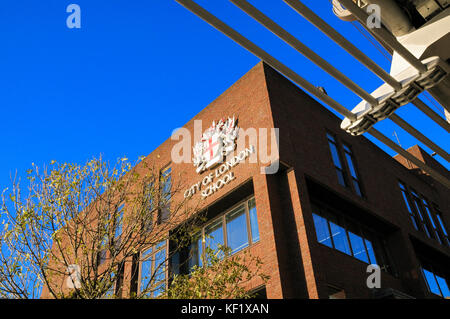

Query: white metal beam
[390,114,449,162]
[174,0,356,121]
[369,128,450,188]
[283,0,402,91]
[412,98,450,133]
[230,0,448,161]
[174,0,450,189]
[229,0,379,106]
[336,0,428,73]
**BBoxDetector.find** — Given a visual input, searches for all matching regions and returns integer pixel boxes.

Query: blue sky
[0,0,448,192]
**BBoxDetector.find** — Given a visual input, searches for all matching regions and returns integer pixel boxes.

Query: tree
[163,245,269,299]
[0,156,199,299]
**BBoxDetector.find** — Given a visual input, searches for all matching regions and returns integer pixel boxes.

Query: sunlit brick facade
[41,62,450,299]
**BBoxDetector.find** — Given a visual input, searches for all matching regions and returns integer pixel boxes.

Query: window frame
[346,226,371,264]
[421,266,450,298]
[103,276,116,299]
[138,240,168,298]
[326,132,348,188]
[103,261,125,299]
[113,203,124,247]
[421,196,443,244]
[409,188,433,238]
[398,182,423,232]
[328,216,352,256]
[189,196,260,270]
[398,181,449,246]
[143,179,157,232]
[342,143,364,197]
[158,165,172,224]
[97,202,125,265]
[399,182,450,248]
[433,204,450,247]
[311,204,392,273]
[114,261,125,298]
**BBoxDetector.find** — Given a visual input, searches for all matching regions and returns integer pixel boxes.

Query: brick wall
[41,62,449,299]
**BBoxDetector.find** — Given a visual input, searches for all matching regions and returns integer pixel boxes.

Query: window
[399,182,448,247]
[326,133,364,197]
[98,234,108,266]
[103,277,116,299]
[147,180,156,211]
[114,204,124,245]
[410,190,432,238]
[329,219,352,256]
[129,254,140,297]
[205,218,225,258]
[115,204,124,237]
[248,198,260,243]
[312,213,332,248]
[347,228,370,263]
[98,204,124,264]
[422,267,450,298]
[363,237,378,267]
[103,262,124,299]
[433,205,450,247]
[342,144,363,197]
[312,206,390,271]
[114,262,125,298]
[140,240,167,298]
[399,182,421,231]
[226,205,249,254]
[159,166,171,224]
[422,198,442,244]
[188,233,203,269]
[140,249,152,293]
[187,197,260,271]
[143,180,156,232]
[327,133,347,188]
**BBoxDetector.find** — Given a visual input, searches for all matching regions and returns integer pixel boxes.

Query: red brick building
[42,62,450,299]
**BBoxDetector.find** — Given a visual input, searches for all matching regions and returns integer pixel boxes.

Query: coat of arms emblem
[193,116,239,173]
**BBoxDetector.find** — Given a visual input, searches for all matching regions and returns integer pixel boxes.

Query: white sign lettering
[184,146,255,199]
[193,117,239,174]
